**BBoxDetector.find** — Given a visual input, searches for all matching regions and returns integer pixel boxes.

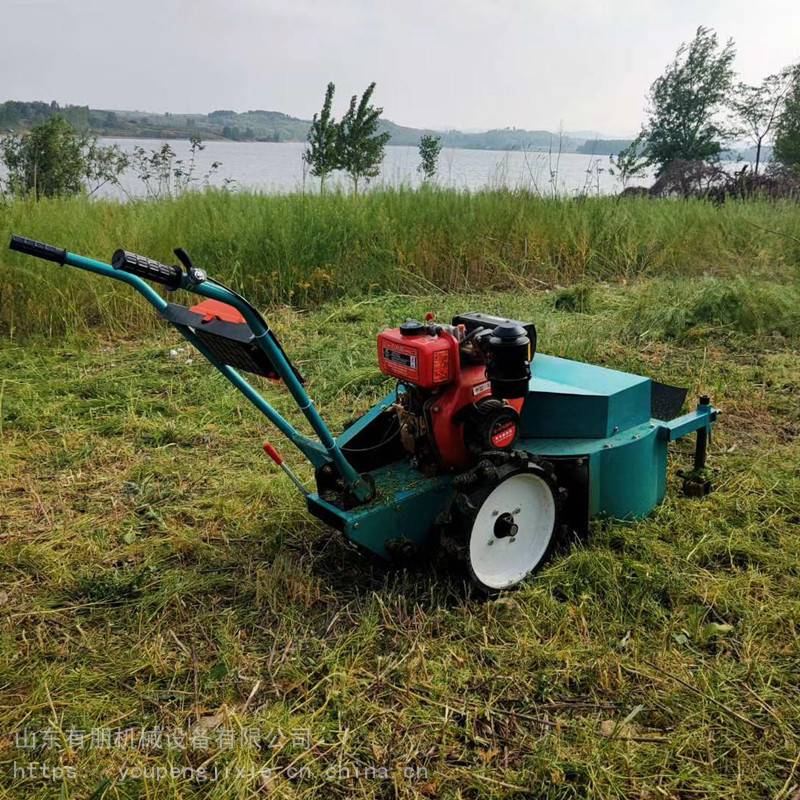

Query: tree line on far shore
[1,25,798,200]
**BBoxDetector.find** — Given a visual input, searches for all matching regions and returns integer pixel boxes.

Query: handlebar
[6,232,370,498]
[9,234,183,290]
[9,235,67,265]
[111,249,183,290]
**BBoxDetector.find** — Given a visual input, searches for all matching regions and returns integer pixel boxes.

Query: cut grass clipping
[1,275,799,798]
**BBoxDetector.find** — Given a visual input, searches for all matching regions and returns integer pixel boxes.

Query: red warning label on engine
[380,344,419,379]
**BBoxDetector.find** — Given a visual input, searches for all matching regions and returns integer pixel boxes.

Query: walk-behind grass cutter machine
[9,235,719,593]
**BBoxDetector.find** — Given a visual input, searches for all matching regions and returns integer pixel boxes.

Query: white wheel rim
[469,472,556,590]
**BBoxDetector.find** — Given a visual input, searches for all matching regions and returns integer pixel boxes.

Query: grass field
[1,192,799,798]
[2,189,800,337]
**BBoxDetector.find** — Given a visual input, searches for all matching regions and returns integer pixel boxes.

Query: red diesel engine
[377,313,535,471]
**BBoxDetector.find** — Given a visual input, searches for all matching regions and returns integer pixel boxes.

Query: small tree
[337,82,390,194]
[731,68,796,175]
[634,26,736,175]
[303,82,339,191]
[609,140,648,189]
[774,66,800,170]
[417,134,442,181]
[0,116,127,199]
[84,138,131,197]
[129,136,220,199]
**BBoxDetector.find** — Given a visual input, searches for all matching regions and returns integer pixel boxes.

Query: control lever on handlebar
[174,247,206,286]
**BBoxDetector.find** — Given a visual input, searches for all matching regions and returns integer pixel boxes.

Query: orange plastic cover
[189,299,246,325]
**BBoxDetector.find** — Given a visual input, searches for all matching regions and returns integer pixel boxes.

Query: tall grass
[1,188,799,336]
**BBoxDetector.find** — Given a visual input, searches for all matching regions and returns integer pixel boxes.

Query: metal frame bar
[62,252,370,499]
[655,404,717,442]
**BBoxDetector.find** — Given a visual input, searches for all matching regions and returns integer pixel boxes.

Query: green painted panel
[592,429,667,518]
[520,421,666,518]
[309,461,454,559]
[521,353,651,439]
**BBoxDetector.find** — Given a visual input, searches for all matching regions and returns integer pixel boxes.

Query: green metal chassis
[311,363,717,559]
[16,247,717,562]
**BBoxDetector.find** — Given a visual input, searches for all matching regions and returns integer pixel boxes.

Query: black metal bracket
[678,394,714,497]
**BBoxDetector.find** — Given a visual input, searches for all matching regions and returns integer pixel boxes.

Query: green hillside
[0,99,622,152]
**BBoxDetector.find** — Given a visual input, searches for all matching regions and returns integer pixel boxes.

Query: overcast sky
[2,0,798,135]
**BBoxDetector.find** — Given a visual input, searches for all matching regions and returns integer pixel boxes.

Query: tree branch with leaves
[633,26,736,177]
[774,65,800,171]
[336,82,390,194]
[0,116,128,200]
[418,135,442,182]
[731,67,796,175]
[303,82,339,192]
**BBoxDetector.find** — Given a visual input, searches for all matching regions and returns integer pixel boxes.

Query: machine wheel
[446,455,561,594]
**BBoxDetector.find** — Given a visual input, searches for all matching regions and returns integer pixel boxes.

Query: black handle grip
[9,235,67,265]
[111,249,182,289]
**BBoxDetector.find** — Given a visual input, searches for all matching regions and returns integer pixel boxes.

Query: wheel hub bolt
[493,512,518,539]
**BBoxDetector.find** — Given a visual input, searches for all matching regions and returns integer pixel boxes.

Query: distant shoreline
[94,135,756,162]
[2,101,760,159]
[0,99,630,155]
[96,133,591,156]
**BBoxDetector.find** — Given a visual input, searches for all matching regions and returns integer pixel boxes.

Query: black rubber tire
[444,452,562,596]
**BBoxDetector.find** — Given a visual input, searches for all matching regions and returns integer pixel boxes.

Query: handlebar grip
[111,249,183,289]
[9,235,67,265]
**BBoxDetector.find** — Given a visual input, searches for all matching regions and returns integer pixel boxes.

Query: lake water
[98,138,650,199]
